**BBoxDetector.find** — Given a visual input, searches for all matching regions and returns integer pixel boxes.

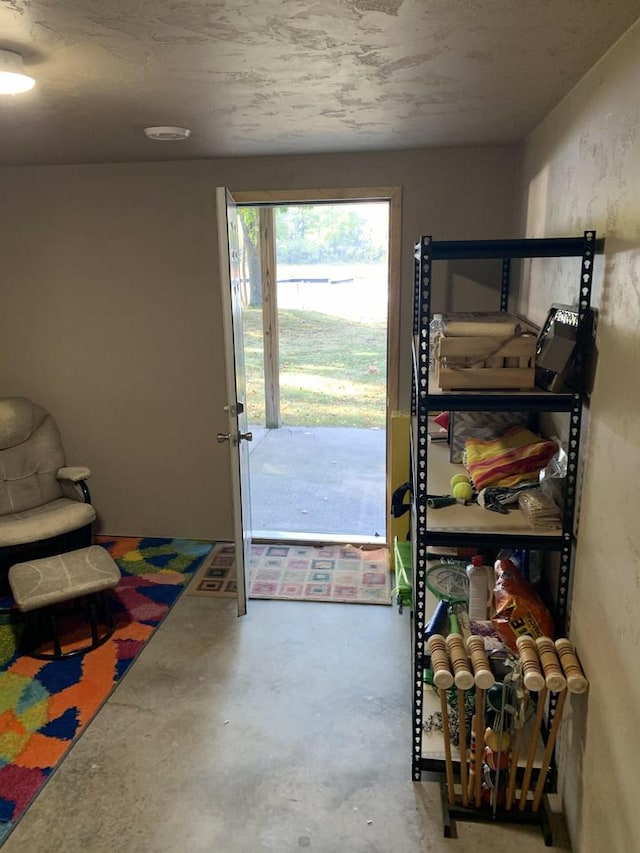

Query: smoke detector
[144,126,191,141]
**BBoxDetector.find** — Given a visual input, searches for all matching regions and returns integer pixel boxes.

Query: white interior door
[216,186,253,616]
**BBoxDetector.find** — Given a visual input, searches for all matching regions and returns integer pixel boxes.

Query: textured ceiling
[1,0,639,166]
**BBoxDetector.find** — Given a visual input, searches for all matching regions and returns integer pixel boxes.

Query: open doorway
[234,189,401,545]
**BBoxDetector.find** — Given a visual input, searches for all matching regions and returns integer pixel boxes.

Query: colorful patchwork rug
[189,541,392,605]
[0,536,213,845]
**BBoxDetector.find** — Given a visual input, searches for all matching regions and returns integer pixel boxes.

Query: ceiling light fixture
[0,49,35,95]
[144,126,191,141]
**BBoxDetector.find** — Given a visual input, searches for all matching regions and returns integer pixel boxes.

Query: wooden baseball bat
[555,638,588,694]
[465,636,493,807]
[520,636,565,809]
[446,633,475,691]
[427,635,455,805]
[518,685,548,810]
[516,635,546,692]
[446,634,473,805]
[504,710,524,811]
[474,689,485,806]
[457,686,468,806]
[507,637,546,810]
[530,688,567,812]
[536,636,567,692]
[427,634,454,691]
[530,639,588,812]
[466,635,495,690]
[440,683,456,807]
[467,716,477,802]
[505,636,545,811]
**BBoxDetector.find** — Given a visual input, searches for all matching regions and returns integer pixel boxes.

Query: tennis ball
[452,482,474,502]
[450,473,470,490]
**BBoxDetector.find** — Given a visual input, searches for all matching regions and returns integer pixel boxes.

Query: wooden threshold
[251,530,388,548]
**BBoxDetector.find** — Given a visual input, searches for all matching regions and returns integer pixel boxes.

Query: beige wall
[0,146,519,540]
[518,20,640,853]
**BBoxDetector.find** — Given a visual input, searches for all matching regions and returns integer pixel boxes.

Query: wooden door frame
[258,207,280,427]
[232,186,402,544]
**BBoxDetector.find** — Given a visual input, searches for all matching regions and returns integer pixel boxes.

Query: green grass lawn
[242,306,387,428]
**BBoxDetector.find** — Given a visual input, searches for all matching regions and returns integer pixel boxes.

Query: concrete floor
[248,427,386,540]
[2,594,572,853]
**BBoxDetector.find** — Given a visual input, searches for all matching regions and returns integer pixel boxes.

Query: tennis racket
[424,561,469,641]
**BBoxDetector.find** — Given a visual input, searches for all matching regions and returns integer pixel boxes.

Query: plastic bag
[539,440,567,509]
[430,314,446,335]
[491,558,555,652]
[429,315,446,371]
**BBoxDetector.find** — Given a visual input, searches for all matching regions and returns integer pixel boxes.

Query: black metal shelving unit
[409,231,601,842]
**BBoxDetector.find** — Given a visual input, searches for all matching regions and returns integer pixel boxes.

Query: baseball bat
[427,635,455,805]
[446,633,473,805]
[531,638,588,811]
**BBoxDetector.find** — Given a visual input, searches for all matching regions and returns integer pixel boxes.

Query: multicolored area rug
[0,536,212,845]
[189,541,392,605]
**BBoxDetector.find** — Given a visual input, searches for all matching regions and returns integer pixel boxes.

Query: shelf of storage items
[424,439,564,545]
[420,678,555,843]
[420,679,546,770]
[409,232,601,801]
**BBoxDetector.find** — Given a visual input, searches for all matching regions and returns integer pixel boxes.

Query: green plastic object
[392,538,412,608]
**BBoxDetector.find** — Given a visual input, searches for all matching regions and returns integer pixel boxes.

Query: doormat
[0,536,213,845]
[189,542,392,605]
[187,542,238,598]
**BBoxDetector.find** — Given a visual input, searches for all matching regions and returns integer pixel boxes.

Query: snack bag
[491,558,554,652]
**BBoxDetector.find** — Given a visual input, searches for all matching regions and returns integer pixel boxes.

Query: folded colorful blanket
[464,426,557,491]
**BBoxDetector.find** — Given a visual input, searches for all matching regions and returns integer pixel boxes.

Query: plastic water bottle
[467,555,489,621]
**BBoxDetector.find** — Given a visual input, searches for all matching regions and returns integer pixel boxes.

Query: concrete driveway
[248,425,386,541]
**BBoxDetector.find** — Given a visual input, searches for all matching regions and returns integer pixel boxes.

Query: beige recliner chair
[0,396,96,575]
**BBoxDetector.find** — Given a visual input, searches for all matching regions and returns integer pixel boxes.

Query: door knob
[239,432,253,442]
[217,433,230,443]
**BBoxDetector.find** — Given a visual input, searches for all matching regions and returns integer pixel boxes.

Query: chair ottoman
[9,544,121,659]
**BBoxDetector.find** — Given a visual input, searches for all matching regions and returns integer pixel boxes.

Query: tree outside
[275,204,387,265]
[239,202,388,428]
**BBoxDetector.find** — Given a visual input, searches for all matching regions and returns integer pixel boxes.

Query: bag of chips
[491,558,554,652]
